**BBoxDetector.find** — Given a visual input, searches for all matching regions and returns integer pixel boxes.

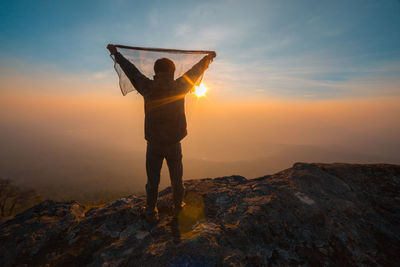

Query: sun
[194,83,208,98]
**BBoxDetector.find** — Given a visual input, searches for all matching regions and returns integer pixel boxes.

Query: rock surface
[1,163,400,266]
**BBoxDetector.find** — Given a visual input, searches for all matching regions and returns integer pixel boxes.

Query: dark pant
[145,142,184,213]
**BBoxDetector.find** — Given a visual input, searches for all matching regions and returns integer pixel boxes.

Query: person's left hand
[107,44,117,55]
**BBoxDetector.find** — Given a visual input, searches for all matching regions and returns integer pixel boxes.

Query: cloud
[174,24,191,37]
[91,70,114,80]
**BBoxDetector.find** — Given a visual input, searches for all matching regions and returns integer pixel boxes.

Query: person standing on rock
[107,44,216,223]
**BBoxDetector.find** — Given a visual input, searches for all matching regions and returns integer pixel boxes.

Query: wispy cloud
[1,0,399,100]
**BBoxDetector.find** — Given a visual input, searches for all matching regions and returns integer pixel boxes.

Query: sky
[0,0,400,190]
[1,0,399,99]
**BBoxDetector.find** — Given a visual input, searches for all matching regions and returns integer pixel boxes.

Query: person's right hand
[107,44,117,55]
[208,51,216,60]
[204,52,216,68]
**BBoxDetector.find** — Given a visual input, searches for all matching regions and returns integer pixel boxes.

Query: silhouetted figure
[107,44,215,224]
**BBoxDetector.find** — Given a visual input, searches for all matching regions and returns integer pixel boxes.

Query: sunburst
[194,83,208,98]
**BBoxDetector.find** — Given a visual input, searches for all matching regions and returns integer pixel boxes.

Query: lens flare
[194,83,208,98]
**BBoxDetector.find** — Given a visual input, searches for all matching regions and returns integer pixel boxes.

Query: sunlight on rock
[295,192,315,205]
[178,191,206,237]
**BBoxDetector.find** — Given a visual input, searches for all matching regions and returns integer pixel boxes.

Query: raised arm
[176,52,216,94]
[107,44,150,96]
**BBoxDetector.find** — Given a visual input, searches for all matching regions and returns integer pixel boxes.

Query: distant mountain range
[1,129,398,202]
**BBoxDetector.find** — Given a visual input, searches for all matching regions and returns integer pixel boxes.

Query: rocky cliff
[1,163,399,266]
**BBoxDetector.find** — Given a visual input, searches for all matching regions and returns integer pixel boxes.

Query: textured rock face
[1,163,399,266]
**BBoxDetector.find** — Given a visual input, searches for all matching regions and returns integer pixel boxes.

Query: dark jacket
[115,52,211,145]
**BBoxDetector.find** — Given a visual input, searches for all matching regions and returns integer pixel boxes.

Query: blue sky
[1,0,400,99]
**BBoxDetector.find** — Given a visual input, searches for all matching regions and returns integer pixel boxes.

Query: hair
[154,58,175,74]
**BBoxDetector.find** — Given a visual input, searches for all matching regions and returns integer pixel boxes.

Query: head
[154,58,175,76]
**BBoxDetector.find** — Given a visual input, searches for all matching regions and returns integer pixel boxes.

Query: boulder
[1,163,399,266]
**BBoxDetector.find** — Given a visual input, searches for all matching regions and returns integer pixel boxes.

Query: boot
[173,201,185,218]
[144,207,159,225]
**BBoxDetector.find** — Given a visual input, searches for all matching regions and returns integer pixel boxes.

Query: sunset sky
[0,0,400,189]
[1,0,399,99]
